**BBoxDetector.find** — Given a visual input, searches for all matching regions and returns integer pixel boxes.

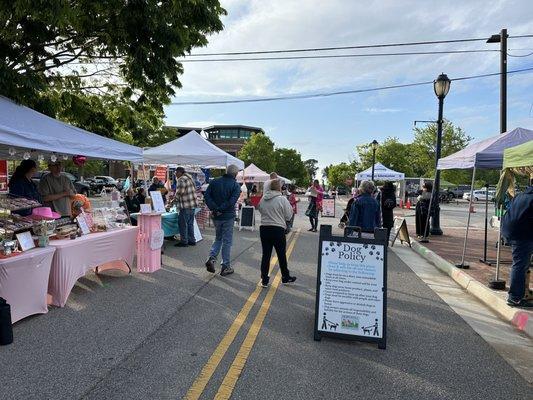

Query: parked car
[448,185,471,199]
[336,186,348,196]
[94,176,118,188]
[85,177,106,193]
[32,171,91,196]
[463,189,495,202]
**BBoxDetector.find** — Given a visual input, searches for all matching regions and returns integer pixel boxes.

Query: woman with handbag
[258,179,297,288]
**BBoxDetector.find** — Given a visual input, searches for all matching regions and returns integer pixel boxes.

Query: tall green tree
[0,0,225,143]
[326,163,356,188]
[303,159,319,180]
[411,121,472,183]
[238,133,276,173]
[356,137,415,176]
[274,148,309,186]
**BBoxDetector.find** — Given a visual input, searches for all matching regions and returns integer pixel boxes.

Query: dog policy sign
[314,225,388,349]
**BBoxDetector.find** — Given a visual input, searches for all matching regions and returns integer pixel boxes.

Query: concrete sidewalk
[400,234,533,337]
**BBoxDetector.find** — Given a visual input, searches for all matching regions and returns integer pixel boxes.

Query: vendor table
[0,247,56,323]
[47,226,138,307]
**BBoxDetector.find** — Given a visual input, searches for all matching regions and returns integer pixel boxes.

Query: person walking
[287,184,300,232]
[415,182,432,238]
[305,184,319,232]
[313,179,324,212]
[502,183,533,308]
[258,179,297,287]
[204,164,241,276]
[348,180,381,233]
[174,167,199,247]
[380,181,396,235]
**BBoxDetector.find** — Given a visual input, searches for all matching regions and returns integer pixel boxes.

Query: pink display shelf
[136,213,163,273]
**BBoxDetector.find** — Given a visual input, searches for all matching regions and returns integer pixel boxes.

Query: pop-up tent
[436,127,533,269]
[0,96,143,162]
[356,163,405,181]
[236,163,270,183]
[142,130,244,169]
[495,140,533,203]
[438,127,533,170]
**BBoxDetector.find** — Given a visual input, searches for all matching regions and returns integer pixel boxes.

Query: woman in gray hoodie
[258,179,297,287]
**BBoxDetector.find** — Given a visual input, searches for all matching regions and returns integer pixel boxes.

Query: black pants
[309,215,318,230]
[415,209,429,237]
[260,226,290,280]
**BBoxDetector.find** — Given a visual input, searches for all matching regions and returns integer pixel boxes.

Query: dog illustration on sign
[362,319,380,336]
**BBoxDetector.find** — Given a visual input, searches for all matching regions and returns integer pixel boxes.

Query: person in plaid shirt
[174,167,199,247]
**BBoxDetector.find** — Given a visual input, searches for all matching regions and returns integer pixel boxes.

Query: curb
[410,239,532,338]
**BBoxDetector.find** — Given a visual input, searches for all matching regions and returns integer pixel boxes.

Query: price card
[140,203,152,214]
[16,231,35,251]
[150,191,166,213]
[76,214,90,235]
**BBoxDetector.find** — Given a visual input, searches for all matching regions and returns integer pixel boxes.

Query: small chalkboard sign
[239,206,255,231]
[389,217,411,247]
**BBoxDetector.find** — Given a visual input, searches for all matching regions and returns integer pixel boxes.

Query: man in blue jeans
[502,184,533,308]
[174,167,199,247]
[204,164,241,276]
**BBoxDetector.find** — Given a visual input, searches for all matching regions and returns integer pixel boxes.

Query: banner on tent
[0,160,7,193]
[154,165,167,181]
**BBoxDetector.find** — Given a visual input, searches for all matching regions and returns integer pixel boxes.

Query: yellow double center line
[185,230,300,400]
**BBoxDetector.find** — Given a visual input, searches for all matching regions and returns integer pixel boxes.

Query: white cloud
[364,107,403,113]
[173,0,533,100]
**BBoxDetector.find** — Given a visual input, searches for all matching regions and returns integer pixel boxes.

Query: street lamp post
[370,140,379,181]
[487,28,508,134]
[430,73,451,236]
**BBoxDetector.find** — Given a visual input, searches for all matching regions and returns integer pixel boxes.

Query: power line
[186,34,533,57]
[170,66,533,105]
[507,51,533,58]
[178,49,498,63]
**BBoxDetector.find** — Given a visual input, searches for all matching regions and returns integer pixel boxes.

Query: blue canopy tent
[437,127,533,269]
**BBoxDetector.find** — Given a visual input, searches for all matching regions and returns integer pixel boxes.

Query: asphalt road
[0,204,530,399]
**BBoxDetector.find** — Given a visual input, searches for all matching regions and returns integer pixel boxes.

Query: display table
[47,226,138,307]
[0,247,56,323]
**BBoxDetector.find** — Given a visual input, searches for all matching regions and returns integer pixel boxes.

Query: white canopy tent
[0,96,143,162]
[356,163,405,181]
[236,163,270,183]
[142,130,244,169]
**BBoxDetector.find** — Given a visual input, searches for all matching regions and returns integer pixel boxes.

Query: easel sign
[389,217,411,247]
[321,198,336,217]
[239,206,255,231]
[314,225,388,349]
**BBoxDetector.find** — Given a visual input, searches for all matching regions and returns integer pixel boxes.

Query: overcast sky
[164,0,533,172]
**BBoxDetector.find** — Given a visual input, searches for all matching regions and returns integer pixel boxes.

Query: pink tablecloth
[0,247,56,323]
[48,226,138,307]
